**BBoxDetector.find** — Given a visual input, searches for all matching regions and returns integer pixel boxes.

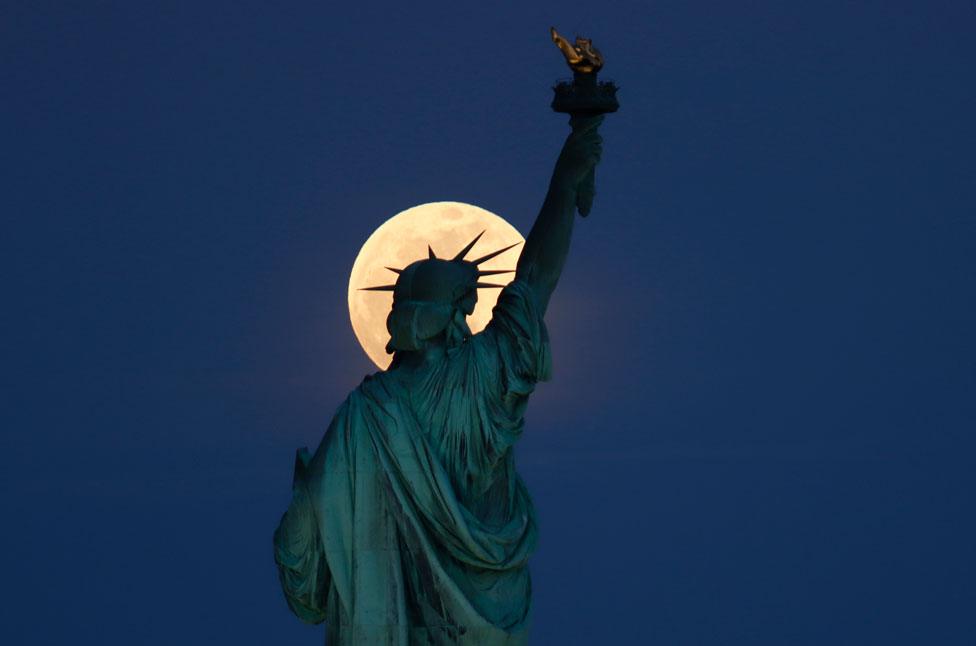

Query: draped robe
[274,280,551,645]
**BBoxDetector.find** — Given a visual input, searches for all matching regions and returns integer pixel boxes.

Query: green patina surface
[276,280,548,645]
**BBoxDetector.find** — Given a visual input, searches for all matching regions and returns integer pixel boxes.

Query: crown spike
[475,282,506,288]
[385,266,402,275]
[477,269,515,277]
[471,241,522,265]
[428,244,437,259]
[452,230,486,261]
[360,285,397,291]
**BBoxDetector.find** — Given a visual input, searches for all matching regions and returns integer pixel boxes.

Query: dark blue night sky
[3,1,975,644]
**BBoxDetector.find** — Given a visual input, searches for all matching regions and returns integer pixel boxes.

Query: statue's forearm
[516,116,602,313]
[516,176,577,313]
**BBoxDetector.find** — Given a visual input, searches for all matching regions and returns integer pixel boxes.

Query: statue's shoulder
[312,370,403,459]
[352,369,404,409]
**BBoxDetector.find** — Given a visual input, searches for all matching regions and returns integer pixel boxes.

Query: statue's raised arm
[516,27,617,314]
[515,115,604,313]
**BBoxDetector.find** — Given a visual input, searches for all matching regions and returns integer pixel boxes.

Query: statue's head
[385,257,478,354]
[360,232,519,356]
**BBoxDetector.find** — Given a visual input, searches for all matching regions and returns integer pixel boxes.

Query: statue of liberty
[274,30,616,645]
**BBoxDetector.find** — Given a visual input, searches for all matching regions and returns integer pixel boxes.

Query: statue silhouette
[274,34,609,646]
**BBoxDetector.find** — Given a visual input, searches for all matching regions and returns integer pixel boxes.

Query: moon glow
[348,201,525,370]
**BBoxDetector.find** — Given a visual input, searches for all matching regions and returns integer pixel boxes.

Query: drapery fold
[275,280,549,645]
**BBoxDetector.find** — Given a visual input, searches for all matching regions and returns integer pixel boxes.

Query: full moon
[348,201,525,370]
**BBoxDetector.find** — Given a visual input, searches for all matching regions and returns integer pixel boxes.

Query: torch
[550,27,619,217]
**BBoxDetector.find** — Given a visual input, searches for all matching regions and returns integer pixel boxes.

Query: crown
[360,230,520,292]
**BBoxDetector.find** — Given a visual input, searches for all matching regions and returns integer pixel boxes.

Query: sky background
[3,1,975,644]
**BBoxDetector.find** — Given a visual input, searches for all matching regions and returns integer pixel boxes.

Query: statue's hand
[554,116,604,194]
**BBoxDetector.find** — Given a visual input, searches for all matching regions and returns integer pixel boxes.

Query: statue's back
[275,280,549,644]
